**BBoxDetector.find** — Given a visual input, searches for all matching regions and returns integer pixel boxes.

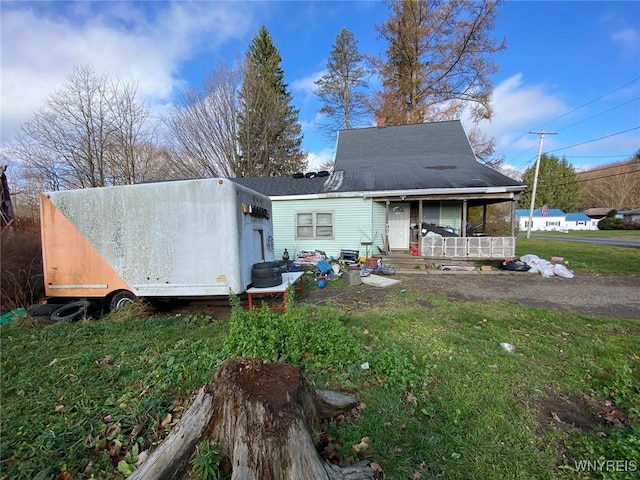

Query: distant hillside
[577,154,640,209]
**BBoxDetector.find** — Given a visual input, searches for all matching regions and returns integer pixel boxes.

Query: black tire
[109,290,136,311]
[251,266,282,279]
[50,300,91,322]
[28,303,65,318]
[251,262,282,288]
[252,261,282,270]
[252,275,283,288]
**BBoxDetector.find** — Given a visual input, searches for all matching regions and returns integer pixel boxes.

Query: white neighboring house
[565,212,599,230]
[514,209,598,232]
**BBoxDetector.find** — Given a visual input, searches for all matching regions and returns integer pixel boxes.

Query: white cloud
[306,148,335,172]
[477,74,568,152]
[611,27,640,56]
[0,2,256,144]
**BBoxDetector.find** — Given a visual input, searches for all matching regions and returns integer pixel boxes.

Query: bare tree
[166,60,244,178]
[578,154,640,208]
[13,65,160,191]
[372,0,505,152]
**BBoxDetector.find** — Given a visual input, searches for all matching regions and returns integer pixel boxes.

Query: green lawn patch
[516,239,640,275]
[2,297,638,479]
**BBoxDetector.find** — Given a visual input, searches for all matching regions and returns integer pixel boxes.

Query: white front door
[388,202,410,249]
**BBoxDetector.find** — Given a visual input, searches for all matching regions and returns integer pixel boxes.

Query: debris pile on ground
[520,254,574,279]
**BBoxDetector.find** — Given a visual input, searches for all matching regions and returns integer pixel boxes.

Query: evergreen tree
[519,154,587,212]
[238,26,307,177]
[314,28,369,142]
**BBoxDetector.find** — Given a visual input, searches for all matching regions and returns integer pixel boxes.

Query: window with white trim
[296,211,334,239]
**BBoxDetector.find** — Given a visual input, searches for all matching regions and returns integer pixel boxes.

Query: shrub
[0,227,44,313]
[597,217,640,230]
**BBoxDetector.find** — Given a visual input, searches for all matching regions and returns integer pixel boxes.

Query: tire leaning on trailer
[50,300,92,322]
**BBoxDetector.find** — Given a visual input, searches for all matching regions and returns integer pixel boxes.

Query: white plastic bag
[521,254,541,273]
[539,260,554,278]
[552,264,574,279]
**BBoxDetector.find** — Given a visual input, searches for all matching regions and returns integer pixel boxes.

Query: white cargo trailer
[39,178,274,309]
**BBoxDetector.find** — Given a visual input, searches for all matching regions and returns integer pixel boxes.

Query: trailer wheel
[50,300,91,322]
[109,290,136,311]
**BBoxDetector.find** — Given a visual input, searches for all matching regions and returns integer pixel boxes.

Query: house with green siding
[235,120,527,261]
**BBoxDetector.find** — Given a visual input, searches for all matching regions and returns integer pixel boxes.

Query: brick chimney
[377,117,386,128]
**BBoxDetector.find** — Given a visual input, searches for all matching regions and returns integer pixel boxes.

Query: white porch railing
[421,236,515,258]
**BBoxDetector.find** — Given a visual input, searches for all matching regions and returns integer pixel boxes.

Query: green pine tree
[314,28,369,142]
[238,26,307,177]
[519,154,587,212]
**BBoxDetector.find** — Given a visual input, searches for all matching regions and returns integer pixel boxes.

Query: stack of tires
[251,261,283,288]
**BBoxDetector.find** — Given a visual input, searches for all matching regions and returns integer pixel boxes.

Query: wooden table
[246,271,305,311]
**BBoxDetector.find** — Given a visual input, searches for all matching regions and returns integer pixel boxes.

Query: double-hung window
[296,211,334,239]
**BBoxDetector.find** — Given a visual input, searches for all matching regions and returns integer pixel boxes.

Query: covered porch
[376,191,520,259]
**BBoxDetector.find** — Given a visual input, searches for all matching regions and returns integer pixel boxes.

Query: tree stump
[129,358,378,480]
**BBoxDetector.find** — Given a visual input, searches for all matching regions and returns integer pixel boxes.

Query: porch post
[418,199,423,253]
[482,204,487,233]
[510,200,516,237]
[462,199,468,237]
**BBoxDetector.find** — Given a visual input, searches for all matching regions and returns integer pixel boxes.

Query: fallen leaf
[56,471,73,480]
[130,425,143,439]
[405,392,418,405]
[54,405,65,413]
[135,451,149,467]
[161,413,172,428]
[551,412,563,424]
[370,462,383,472]
[352,436,370,453]
[83,461,93,474]
[412,473,423,479]
[96,355,114,367]
[47,358,59,367]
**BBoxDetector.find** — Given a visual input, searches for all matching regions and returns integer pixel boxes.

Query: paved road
[527,235,640,248]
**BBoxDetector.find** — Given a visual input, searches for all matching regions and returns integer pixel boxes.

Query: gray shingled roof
[233,120,525,197]
[232,175,329,197]
[334,120,524,191]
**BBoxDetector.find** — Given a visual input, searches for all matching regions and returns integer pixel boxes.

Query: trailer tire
[109,291,136,311]
[50,300,91,322]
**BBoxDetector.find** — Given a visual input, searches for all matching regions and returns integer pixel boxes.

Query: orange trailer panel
[40,194,132,298]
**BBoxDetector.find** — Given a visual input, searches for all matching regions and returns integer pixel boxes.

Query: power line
[547,126,640,154]
[494,77,640,161]
[539,77,640,129]
[555,97,640,132]
[522,168,640,193]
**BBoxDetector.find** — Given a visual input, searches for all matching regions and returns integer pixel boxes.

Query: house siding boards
[272,197,386,259]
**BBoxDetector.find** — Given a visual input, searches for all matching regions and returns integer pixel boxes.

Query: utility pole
[526,131,557,239]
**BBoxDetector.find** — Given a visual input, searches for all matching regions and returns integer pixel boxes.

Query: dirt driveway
[302,271,640,321]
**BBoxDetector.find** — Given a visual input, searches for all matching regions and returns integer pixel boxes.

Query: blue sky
[1,1,639,176]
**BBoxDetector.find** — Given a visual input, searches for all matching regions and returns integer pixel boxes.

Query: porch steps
[374,252,506,273]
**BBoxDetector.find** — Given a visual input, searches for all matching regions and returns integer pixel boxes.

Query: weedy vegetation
[2,243,639,479]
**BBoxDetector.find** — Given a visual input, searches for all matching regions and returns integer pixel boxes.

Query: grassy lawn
[516,239,640,275]
[2,256,639,479]
[524,230,640,240]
